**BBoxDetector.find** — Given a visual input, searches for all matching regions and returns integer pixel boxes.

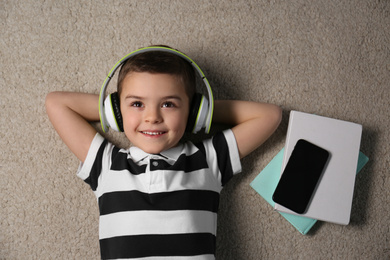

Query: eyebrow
[124,95,183,101]
[124,95,143,100]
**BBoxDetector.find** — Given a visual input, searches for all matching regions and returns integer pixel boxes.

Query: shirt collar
[128,144,184,163]
[128,146,149,163]
[159,144,184,161]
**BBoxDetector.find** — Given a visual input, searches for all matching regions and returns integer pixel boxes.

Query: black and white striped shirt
[77,130,241,260]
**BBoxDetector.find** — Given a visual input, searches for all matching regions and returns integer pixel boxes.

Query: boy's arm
[45,91,99,162]
[213,100,282,159]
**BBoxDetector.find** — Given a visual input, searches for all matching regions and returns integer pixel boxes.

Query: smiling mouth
[140,131,166,136]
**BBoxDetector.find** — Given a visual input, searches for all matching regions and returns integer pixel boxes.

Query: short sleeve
[76,133,113,192]
[202,129,242,186]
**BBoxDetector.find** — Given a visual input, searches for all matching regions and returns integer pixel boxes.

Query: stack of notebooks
[250,111,369,234]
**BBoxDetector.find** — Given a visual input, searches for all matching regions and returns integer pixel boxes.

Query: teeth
[142,131,164,135]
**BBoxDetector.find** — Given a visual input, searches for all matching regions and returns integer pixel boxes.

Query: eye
[162,101,176,108]
[131,101,144,108]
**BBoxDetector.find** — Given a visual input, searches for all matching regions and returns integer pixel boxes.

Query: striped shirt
[77,130,242,260]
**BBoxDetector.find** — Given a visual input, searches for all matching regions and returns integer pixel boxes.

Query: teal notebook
[250,148,369,234]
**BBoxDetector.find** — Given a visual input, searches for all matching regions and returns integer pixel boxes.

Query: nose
[144,106,163,124]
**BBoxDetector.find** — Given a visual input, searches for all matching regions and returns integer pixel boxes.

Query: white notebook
[274,111,362,225]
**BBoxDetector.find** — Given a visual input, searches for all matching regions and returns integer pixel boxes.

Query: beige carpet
[1,0,389,259]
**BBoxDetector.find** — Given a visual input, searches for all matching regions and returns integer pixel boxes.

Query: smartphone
[272,139,330,214]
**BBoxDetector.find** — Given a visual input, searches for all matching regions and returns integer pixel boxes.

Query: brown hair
[117,46,196,101]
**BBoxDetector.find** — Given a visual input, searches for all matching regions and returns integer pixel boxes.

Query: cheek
[170,111,189,132]
[122,111,140,130]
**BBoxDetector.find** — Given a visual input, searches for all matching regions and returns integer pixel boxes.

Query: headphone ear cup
[104,92,124,132]
[186,93,208,133]
[186,93,202,133]
[111,92,124,132]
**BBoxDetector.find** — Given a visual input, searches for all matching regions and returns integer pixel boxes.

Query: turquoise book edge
[250,148,369,234]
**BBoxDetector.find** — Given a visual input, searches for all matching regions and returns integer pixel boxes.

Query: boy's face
[120,72,190,154]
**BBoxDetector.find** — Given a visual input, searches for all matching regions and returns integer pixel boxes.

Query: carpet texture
[1,0,389,259]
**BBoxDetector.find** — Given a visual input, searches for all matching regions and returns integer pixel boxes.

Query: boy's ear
[103,92,124,132]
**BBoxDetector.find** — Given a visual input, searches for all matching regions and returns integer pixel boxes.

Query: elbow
[269,104,283,129]
[45,92,58,114]
[45,91,64,117]
[45,92,54,114]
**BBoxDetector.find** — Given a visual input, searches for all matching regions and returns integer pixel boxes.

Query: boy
[46,47,281,259]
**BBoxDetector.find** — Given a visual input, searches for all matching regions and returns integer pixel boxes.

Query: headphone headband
[99,46,214,133]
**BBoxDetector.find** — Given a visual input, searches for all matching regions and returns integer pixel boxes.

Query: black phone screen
[272,139,330,214]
